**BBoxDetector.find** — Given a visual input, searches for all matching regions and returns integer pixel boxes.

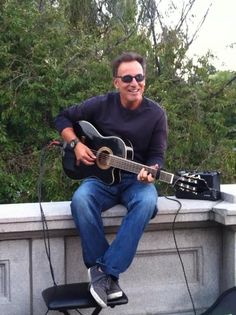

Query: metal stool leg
[91,306,102,315]
[58,306,102,315]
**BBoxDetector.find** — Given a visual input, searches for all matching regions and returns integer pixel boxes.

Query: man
[55,52,168,308]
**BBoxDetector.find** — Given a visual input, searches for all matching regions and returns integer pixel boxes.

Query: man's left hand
[137,164,159,183]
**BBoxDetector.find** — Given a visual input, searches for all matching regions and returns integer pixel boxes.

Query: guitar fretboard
[93,149,177,184]
[97,153,175,184]
[109,154,157,177]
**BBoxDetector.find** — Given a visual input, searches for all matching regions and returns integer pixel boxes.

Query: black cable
[38,140,87,314]
[37,143,59,287]
[165,193,197,315]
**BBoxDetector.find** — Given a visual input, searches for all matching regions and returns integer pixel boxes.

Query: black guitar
[62,121,209,194]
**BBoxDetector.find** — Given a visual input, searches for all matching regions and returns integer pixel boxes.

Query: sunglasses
[116,74,145,83]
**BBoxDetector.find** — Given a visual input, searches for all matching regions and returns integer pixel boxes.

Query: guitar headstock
[173,172,210,194]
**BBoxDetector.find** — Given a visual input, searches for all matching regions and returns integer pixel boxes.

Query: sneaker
[88,265,110,308]
[107,279,123,300]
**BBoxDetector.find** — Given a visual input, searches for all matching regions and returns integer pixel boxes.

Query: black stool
[42,282,128,315]
[200,286,236,315]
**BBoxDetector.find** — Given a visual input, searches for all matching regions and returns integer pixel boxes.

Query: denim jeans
[71,172,158,279]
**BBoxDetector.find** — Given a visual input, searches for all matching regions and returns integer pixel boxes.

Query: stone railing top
[0,184,235,235]
[220,184,236,203]
[211,184,236,225]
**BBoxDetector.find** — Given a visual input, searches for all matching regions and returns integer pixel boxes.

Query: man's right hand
[61,127,96,166]
[74,142,96,166]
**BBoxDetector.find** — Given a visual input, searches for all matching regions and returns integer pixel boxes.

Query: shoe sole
[90,285,107,308]
[88,268,107,308]
[88,268,92,282]
[107,291,123,300]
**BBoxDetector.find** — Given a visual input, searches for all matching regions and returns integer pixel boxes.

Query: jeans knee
[129,193,157,221]
[147,193,158,217]
[141,191,157,206]
[71,189,90,220]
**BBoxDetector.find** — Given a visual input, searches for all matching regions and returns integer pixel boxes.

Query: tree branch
[209,73,236,98]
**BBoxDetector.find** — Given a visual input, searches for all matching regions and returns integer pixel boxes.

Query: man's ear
[113,78,119,89]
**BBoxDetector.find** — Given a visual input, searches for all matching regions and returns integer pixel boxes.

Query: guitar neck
[109,155,176,184]
[158,170,177,184]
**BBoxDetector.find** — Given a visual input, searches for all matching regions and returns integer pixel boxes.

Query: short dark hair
[112,52,146,77]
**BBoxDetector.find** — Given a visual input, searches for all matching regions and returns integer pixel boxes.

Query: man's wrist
[69,138,80,149]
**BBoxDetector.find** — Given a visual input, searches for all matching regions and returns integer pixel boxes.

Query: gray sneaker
[107,279,123,300]
[88,265,110,308]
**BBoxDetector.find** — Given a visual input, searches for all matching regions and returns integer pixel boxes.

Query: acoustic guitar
[62,120,209,194]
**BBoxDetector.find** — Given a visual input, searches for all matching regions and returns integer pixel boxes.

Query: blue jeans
[71,173,158,278]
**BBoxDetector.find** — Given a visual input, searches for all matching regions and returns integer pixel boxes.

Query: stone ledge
[213,202,236,225]
[0,184,235,315]
[0,184,234,235]
[0,196,223,235]
[211,184,236,226]
[220,184,236,203]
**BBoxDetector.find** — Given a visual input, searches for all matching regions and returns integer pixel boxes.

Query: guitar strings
[85,148,157,175]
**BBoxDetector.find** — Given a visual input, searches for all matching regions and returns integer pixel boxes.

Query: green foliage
[0,0,235,203]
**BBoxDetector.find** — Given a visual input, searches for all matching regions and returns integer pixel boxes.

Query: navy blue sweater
[55,92,168,167]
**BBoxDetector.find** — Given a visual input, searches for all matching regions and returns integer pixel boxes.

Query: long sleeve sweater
[55,92,168,168]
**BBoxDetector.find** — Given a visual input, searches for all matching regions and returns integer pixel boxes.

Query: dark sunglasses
[116,74,145,83]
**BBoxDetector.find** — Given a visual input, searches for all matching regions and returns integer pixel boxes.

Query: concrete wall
[0,184,235,315]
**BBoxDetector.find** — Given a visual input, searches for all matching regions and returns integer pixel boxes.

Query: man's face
[113,61,145,110]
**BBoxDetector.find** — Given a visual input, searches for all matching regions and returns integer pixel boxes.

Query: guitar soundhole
[96,147,112,170]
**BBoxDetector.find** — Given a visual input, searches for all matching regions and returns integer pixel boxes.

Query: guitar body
[62,120,134,184]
